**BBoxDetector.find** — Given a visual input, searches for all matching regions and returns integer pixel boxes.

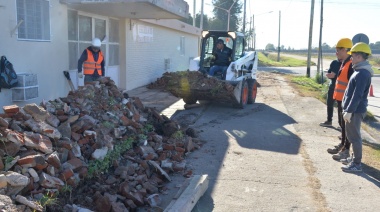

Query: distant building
[0,0,201,110]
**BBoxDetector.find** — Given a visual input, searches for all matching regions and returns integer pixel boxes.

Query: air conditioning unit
[12,73,39,101]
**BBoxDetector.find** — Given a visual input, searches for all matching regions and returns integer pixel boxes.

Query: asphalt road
[173,72,380,211]
[129,71,380,211]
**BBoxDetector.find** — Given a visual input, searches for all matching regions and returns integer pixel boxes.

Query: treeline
[263,42,380,54]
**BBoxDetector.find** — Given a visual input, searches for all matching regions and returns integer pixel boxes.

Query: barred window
[16,0,50,41]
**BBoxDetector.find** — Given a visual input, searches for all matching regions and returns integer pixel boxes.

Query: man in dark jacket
[320,58,341,127]
[341,42,373,173]
[209,39,232,78]
[78,38,105,82]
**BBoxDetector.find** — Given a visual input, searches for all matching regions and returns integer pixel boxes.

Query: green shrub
[87,137,134,178]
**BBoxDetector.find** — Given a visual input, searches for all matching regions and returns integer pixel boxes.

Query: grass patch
[258,52,315,67]
[285,75,326,102]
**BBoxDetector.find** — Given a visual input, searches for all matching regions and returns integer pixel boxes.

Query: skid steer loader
[187,30,258,108]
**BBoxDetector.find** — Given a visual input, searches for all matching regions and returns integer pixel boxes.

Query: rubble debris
[0,77,202,211]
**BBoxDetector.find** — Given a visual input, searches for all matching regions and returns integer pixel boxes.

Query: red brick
[3,105,19,114]
[59,168,74,181]
[120,115,132,126]
[163,144,175,151]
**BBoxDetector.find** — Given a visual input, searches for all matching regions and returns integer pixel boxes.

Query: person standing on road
[326,38,354,161]
[78,38,105,82]
[341,42,373,172]
[209,39,232,79]
[319,58,341,127]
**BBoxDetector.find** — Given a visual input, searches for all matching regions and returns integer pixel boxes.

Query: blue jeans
[84,75,101,82]
[209,65,228,77]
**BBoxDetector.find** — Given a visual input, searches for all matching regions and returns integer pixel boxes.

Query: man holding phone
[320,58,341,127]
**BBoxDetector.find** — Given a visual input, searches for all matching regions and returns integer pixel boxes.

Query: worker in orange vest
[78,38,105,82]
[326,38,354,161]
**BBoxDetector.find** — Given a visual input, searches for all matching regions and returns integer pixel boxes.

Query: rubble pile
[147,71,237,103]
[0,77,202,212]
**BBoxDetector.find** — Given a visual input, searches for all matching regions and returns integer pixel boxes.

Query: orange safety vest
[83,49,103,76]
[333,60,352,101]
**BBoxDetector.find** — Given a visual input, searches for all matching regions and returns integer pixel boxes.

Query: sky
[186,0,380,50]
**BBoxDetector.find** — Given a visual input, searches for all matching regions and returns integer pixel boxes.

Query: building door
[67,10,120,88]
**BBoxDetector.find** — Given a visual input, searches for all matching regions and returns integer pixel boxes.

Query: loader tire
[247,79,257,104]
[183,96,197,105]
[234,80,248,109]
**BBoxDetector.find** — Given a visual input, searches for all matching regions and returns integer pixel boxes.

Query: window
[109,19,119,43]
[180,36,185,56]
[16,0,50,41]
[79,15,92,42]
[234,36,244,60]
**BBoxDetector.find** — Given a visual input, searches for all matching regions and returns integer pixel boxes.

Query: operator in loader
[209,39,232,78]
[78,38,105,82]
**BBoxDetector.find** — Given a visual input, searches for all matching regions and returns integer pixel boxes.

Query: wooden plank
[164,175,208,212]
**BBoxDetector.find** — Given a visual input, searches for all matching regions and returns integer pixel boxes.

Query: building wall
[0,1,200,111]
[0,0,70,108]
[124,19,200,91]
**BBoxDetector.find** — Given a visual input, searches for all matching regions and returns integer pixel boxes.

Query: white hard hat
[92,38,101,47]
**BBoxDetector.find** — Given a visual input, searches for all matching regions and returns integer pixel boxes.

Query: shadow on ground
[188,102,302,211]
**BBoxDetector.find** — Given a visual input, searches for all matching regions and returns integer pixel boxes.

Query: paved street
[128,72,380,212]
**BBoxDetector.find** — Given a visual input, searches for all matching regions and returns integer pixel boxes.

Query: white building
[0,0,200,110]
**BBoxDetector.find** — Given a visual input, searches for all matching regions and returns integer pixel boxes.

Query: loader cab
[199,31,245,75]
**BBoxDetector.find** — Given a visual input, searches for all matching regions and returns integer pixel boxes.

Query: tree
[265,43,276,51]
[195,14,210,30]
[209,0,242,31]
[321,42,331,51]
[180,13,193,25]
[370,41,380,50]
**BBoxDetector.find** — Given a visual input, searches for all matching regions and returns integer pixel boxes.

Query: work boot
[327,143,343,154]
[332,149,350,161]
[319,120,332,127]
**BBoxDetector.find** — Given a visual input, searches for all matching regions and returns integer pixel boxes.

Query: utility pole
[242,0,246,34]
[250,16,252,49]
[277,11,281,62]
[317,0,324,81]
[200,0,204,30]
[306,0,315,78]
[252,15,255,50]
[193,0,196,26]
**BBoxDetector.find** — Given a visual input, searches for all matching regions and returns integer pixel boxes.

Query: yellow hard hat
[348,42,372,55]
[336,38,353,49]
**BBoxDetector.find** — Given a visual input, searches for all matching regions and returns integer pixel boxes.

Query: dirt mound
[148,71,237,104]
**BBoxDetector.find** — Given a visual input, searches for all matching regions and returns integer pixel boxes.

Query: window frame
[16,0,51,41]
